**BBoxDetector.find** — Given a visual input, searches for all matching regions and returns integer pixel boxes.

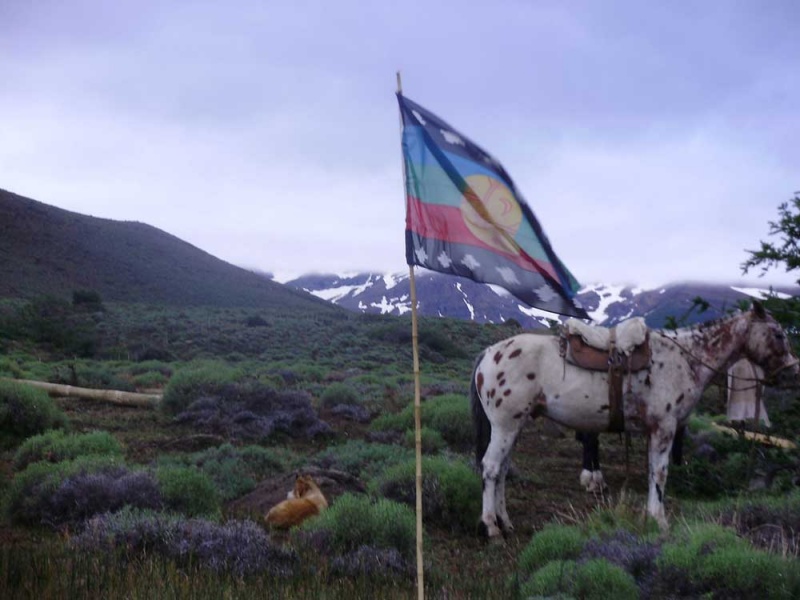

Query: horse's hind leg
[577,432,606,492]
[480,425,520,539]
[495,451,516,535]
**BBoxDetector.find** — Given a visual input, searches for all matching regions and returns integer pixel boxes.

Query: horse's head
[744,302,799,387]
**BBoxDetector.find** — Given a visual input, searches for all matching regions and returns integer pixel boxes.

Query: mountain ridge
[3,187,796,327]
[285,271,800,328]
[0,188,336,313]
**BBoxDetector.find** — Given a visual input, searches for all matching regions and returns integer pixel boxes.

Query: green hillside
[0,188,334,312]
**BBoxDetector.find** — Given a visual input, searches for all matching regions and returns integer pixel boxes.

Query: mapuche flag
[398,93,588,319]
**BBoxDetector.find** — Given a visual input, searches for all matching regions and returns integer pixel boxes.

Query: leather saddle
[560,317,652,432]
[562,317,651,372]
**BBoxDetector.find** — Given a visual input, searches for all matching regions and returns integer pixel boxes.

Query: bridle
[654,315,799,388]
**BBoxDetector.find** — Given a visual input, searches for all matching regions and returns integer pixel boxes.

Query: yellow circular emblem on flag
[460,175,522,255]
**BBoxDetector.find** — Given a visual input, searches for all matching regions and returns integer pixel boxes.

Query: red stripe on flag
[405,196,559,280]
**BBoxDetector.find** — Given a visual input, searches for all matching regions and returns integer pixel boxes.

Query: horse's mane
[655,309,747,340]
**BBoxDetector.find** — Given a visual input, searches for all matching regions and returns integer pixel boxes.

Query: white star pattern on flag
[496,266,521,285]
[440,129,465,146]
[415,247,428,263]
[412,110,426,125]
[461,254,481,270]
[437,251,452,268]
[535,283,557,303]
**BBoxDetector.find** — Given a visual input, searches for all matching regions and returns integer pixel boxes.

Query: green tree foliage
[10,295,100,357]
[72,289,105,312]
[743,193,800,279]
[742,193,800,331]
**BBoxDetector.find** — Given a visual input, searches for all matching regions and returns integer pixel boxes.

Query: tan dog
[265,474,328,529]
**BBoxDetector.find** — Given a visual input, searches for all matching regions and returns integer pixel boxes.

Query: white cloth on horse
[564,317,648,355]
[727,358,770,426]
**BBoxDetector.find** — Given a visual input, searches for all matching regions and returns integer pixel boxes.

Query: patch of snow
[516,304,560,325]
[308,285,361,302]
[583,284,628,323]
[456,283,476,320]
[730,287,792,300]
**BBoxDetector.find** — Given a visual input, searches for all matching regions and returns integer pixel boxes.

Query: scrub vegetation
[1,296,798,599]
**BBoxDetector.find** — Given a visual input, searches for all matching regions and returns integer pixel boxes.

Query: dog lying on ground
[265,474,328,529]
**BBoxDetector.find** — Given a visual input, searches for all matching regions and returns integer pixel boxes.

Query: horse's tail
[471,350,491,467]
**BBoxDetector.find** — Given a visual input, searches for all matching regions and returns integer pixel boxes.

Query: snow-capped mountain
[285,271,799,329]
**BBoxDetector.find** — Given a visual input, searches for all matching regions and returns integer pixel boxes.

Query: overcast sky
[2,0,798,288]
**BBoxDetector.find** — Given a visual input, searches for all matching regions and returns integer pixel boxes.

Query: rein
[654,320,798,387]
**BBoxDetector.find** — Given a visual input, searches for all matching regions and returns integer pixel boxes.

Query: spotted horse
[471,302,798,538]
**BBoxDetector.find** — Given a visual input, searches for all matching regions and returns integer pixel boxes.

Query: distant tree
[16,296,99,357]
[742,192,800,281]
[72,289,105,312]
[741,192,800,332]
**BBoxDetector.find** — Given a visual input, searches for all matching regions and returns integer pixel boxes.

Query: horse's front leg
[646,420,677,530]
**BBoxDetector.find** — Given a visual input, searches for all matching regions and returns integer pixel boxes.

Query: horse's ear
[752,300,767,319]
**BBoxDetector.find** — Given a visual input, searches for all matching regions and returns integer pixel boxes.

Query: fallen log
[1,378,161,408]
[710,422,796,450]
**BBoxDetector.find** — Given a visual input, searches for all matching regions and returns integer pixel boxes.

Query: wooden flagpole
[397,70,425,600]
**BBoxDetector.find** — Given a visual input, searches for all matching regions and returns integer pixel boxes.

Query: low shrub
[574,558,639,600]
[579,528,661,587]
[132,370,168,389]
[74,508,298,578]
[320,382,360,408]
[299,493,415,560]
[313,440,413,481]
[422,394,473,448]
[4,456,157,528]
[370,394,472,449]
[520,558,638,600]
[156,466,220,518]
[13,430,122,471]
[404,427,445,454]
[657,522,800,598]
[0,380,68,449]
[159,444,293,501]
[519,559,577,598]
[371,455,480,531]
[173,382,332,442]
[161,362,242,415]
[70,363,135,392]
[518,523,586,575]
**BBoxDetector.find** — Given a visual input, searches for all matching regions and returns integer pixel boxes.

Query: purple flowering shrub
[329,545,414,580]
[73,509,298,578]
[579,529,661,594]
[49,470,162,526]
[6,457,161,528]
[174,383,332,442]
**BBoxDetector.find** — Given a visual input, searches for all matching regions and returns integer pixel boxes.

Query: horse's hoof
[476,520,489,538]
[477,519,503,540]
